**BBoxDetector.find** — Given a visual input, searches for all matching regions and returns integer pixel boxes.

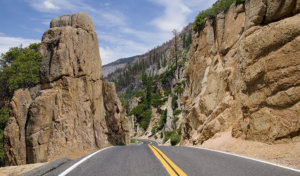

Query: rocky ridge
[4,12,129,166]
[182,0,300,145]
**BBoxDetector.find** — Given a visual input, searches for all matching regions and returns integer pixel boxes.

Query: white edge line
[182,146,300,173]
[58,146,114,176]
[138,141,144,146]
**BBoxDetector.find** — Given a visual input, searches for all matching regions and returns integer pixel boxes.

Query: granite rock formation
[4,12,129,166]
[181,1,300,145]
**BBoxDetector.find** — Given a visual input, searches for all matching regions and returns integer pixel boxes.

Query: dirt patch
[196,130,300,170]
[0,163,46,176]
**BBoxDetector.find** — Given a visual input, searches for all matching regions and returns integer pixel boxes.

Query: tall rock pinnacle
[4,12,129,165]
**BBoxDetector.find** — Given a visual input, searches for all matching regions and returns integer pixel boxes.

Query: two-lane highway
[45,139,300,176]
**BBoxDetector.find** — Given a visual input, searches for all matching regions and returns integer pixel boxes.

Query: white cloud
[43,1,60,10]
[0,34,40,55]
[27,0,126,27]
[185,0,216,10]
[99,33,151,65]
[150,0,192,32]
[28,0,67,12]
[120,27,171,43]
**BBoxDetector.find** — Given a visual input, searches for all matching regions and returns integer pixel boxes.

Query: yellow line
[152,145,187,176]
[148,144,177,176]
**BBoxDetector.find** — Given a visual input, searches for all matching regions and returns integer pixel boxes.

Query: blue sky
[0,0,215,65]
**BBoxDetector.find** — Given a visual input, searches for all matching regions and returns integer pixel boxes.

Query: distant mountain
[102,56,137,78]
[103,23,193,92]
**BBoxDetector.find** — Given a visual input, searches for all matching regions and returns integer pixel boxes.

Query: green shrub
[151,125,159,134]
[154,135,158,139]
[163,131,174,144]
[163,131,181,145]
[173,109,182,116]
[172,117,179,123]
[180,80,186,86]
[160,132,163,138]
[170,133,181,146]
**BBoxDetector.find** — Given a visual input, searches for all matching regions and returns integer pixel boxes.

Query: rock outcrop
[182,1,300,145]
[4,12,129,166]
[103,82,130,145]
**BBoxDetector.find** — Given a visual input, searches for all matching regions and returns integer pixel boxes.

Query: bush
[163,131,181,145]
[170,133,181,146]
[151,125,159,134]
[173,109,182,116]
[180,80,186,86]
[163,131,175,144]
[160,132,163,138]
[172,117,179,123]
[154,135,158,139]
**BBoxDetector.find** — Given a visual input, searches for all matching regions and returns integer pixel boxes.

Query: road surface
[44,139,299,176]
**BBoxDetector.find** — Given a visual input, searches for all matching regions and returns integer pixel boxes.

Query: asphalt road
[44,139,300,176]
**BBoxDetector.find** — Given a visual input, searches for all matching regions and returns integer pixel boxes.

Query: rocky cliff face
[182,0,300,145]
[103,82,130,145]
[4,12,129,166]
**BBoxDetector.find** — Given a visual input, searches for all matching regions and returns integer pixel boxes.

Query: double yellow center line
[148,142,187,176]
